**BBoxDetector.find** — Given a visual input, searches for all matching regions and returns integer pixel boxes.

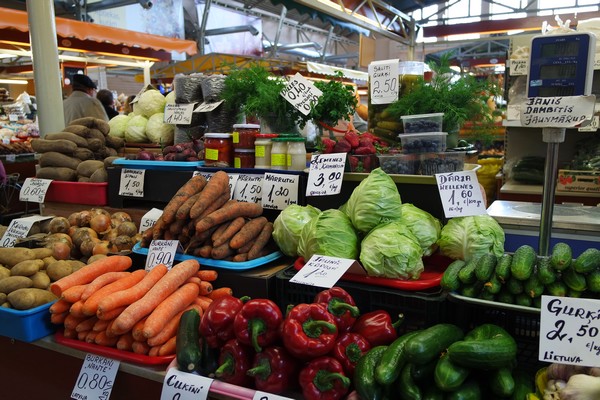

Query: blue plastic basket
[0,301,57,342]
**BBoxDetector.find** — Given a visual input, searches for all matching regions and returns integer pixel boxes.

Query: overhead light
[0,79,28,85]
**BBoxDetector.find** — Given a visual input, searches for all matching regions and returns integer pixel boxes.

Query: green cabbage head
[342,168,403,234]
[438,215,505,262]
[298,209,358,261]
[108,114,130,139]
[165,90,176,104]
[146,113,174,145]
[359,221,424,280]
[400,203,442,256]
[136,89,166,118]
[125,115,148,143]
[273,204,321,257]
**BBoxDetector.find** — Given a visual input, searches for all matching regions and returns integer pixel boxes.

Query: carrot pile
[140,171,276,262]
[49,255,232,357]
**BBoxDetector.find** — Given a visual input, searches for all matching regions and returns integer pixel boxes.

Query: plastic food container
[347,154,380,173]
[377,153,420,175]
[400,132,448,154]
[232,124,260,149]
[419,151,466,175]
[401,112,444,133]
[204,133,233,167]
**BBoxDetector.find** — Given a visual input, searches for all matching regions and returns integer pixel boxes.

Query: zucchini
[398,363,422,400]
[375,330,421,385]
[586,269,600,293]
[446,379,482,400]
[511,245,537,280]
[458,258,479,285]
[441,260,466,291]
[475,253,497,282]
[490,367,515,397]
[405,323,464,365]
[176,308,202,372]
[448,324,517,370]
[573,248,600,274]
[434,352,470,392]
[546,281,568,297]
[495,253,513,283]
[524,273,544,298]
[550,242,572,271]
[537,257,557,285]
[354,345,388,400]
[563,267,587,292]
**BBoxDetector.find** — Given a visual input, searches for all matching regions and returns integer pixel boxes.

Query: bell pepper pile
[178,286,405,399]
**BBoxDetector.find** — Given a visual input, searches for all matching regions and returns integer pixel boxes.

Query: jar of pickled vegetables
[232,124,260,150]
[204,133,233,167]
[254,133,278,168]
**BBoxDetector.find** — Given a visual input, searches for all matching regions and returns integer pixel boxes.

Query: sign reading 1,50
[371,77,398,95]
[124,179,141,191]
[146,250,173,267]
[239,182,261,197]
[312,171,342,188]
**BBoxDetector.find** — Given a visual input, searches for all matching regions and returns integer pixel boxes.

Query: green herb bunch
[311,72,358,127]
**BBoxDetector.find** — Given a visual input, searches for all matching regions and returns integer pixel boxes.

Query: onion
[90,213,112,235]
[117,221,138,237]
[77,211,92,227]
[137,150,155,160]
[67,212,79,227]
[48,217,71,234]
[51,241,71,260]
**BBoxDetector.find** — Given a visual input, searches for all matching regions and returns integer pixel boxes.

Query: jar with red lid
[234,149,255,169]
[232,124,260,149]
[204,133,233,167]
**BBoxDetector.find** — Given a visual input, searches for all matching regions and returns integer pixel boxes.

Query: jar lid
[204,133,232,138]
[234,148,255,153]
[271,137,291,142]
[286,137,306,142]
[232,124,260,129]
[255,133,278,139]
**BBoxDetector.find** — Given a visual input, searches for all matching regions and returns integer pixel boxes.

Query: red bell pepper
[199,295,247,348]
[314,286,360,333]
[233,298,282,352]
[299,356,350,400]
[214,339,254,387]
[246,346,298,394]
[281,303,338,360]
[351,310,403,346]
[331,332,371,376]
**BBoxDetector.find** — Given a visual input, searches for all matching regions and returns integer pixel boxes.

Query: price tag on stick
[290,255,358,288]
[145,240,180,270]
[435,170,486,218]
[0,215,52,248]
[71,354,119,400]
[280,73,323,116]
[161,367,213,400]
[261,173,299,210]
[306,153,346,196]
[119,168,145,197]
[19,177,52,203]
[164,103,195,125]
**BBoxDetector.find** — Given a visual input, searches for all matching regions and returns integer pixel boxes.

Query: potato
[104,156,120,168]
[0,265,10,280]
[69,260,86,272]
[105,135,124,150]
[45,132,89,148]
[63,124,90,136]
[78,177,91,182]
[10,259,44,277]
[1,302,10,308]
[87,128,106,144]
[46,260,73,282]
[74,147,95,161]
[95,119,110,135]
[39,152,82,170]
[36,167,77,181]
[77,160,105,178]
[8,288,57,310]
[30,271,51,289]
[0,248,37,268]
[42,256,57,269]
[30,138,77,154]
[89,168,108,183]
[0,293,6,304]
[87,254,107,264]
[0,276,33,294]
[68,117,96,128]
[86,138,103,152]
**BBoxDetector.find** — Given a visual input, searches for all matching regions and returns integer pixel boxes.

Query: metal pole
[26,0,65,135]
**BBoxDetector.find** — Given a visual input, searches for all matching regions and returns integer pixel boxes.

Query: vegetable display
[437,214,505,262]
[297,209,359,261]
[272,204,321,256]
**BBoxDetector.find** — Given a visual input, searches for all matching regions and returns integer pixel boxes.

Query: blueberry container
[401,113,444,133]
[377,153,420,175]
[419,151,465,175]
[400,132,447,154]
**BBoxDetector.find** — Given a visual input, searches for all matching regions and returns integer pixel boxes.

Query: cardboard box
[557,170,600,193]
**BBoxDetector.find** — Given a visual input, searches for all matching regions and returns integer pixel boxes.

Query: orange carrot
[116,332,135,351]
[213,216,246,247]
[132,317,148,342]
[82,269,146,316]
[140,226,154,248]
[148,345,160,357]
[229,216,268,249]
[189,171,229,219]
[175,191,202,221]
[211,242,235,260]
[197,270,218,282]
[195,201,263,235]
[193,295,213,311]
[232,253,248,263]
[62,284,88,303]
[185,276,202,286]
[50,255,133,297]
[237,239,254,255]
[50,311,68,325]
[75,316,99,333]
[93,318,111,332]
[163,175,207,224]
[85,331,99,343]
[197,280,213,296]
[158,336,177,356]
[132,340,150,355]
[248,221,274,260]
[97,264,167,316]
[142,282,200,339]
[193,244,213,258]
[168,218,188,236]
[105,319,119,338]
[49,298,72,314]
[69,300,87,318]
[78,330,90,341]
[63,327,77,339]
[112,260,200,335]
[206,287,233,300]
[80,271,131,301]
[97,306,126,321]
[197,193,231,220]
[95,330,119,347]
[152,216,167,241]
[147,304,202,347]
[211,219,232,243]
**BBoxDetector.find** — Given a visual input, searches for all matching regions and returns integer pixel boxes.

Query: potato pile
[32,117,124,182]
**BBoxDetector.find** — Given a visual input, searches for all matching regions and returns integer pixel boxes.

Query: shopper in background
[123,95,137,115]
[96,89,119,119]
[63,74,108,125]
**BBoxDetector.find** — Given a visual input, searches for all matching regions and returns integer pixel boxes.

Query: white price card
[194,171,213,181]
[228,174,239,199]
[233,174,264,204]
[435,170,486,218]
[509,59,528,76]
[5,154,16,162]
[161,367,213,400]
[71,353,119,400]
[280,73,323,116]
[145,240,180,270]
[368,59,399,105]
[164,103,195,125]
[306,153,345,196]
[194,100,224,113]
[0,215,52,248]
[261,173,299,210]
[290,255,357,288]
[19,177,53,203]
[139,208,164,233]
[520,95,597,128]
[119,168,145,197]
[9,114,18,122]
[253,391,294,400]
[579,115,599,132]
[539,296,600,367]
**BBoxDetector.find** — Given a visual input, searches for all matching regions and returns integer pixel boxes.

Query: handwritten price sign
[509,59,528,76]
[19,178,52,203]
[261,173,299,210]
[306,153,345,196]
[161,367,213,400]
[435,170,486,218]
[194,100,223,113]
[164,103,195,125]
[280,73,323,116]
[119,168,145,197]
[253,391,294,400]
[71,354,119,400]
[139,208,164,233]
[145,240,179,270]
[289,255,356,288]
[368,59,399,105]
[540,296,600,367]
[0,215,52,248]
[233,174,263,204]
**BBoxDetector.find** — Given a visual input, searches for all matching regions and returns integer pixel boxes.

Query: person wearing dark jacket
[63,74,108,125]
[96,89,119,119]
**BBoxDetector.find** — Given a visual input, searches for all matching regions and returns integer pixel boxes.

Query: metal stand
[539,127,566,256]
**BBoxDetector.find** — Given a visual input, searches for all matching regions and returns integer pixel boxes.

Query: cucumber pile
[441,243,600,307]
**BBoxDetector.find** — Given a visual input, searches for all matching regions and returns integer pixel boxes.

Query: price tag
[194,171,213,181]
[539,296,600,367]
[368,59,399,105]
[594,53,600,70]
[194,100,224,113]
[509,59,528,75]
[520,95,597,128]
[233,174,263,204]
[145,240,179,270]
[280,73,323,116]
[19,178,53,203]
[9,114,18,122]
[290,255,357,288]
[261,173,299,210]
[306,153,345,196]
[71,354,119,400]
[0,215,52,248]
[579,115,599,132]
[5,154,16,162]
[435,170,486,218]
[139,208,164,233]
[119,168,145,197]
[164,103,195,125]
[253,391,294,400]
[228,174,239,199]
[161,367,213,400]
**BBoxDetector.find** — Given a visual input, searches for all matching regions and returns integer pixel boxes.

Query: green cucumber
[550,242,572,271]
[475,253,497,282]
[511,369,534,400]
[573,248,600,274]
[458,258,479,284]
[483,273,502,294]
[410,358,437,382]
[563,267,587,292]
[490,367,515,397]
[495,253,513,283]
[421,385,444,400]
[446,379,482,400]
[375,331,421,385]
[532,296,542,309]
[176,308,202,372]
[448,324,517,370]
[405,323,464,365]
[506,277,524,295]
[586,269,600,293]
[511,245,537,280]
[398,363,422,400]
[441,260,467,291]
[460,281,484,298]
[434,352,470,392]
[478,290,495,301]
[496,289,514,304]
[515,293,533,307]
[546,281,568,297]
[354,345,388,400]
[537,257,557,285]
[524,273,544,298]
[567,289,585,298]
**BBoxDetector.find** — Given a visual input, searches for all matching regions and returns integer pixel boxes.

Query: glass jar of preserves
[286,136,307,171]
[232,124,260,150]
[254,133,278,168]
[234,149,256,169]
[270,137,289,170]
[204,133,233,167]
